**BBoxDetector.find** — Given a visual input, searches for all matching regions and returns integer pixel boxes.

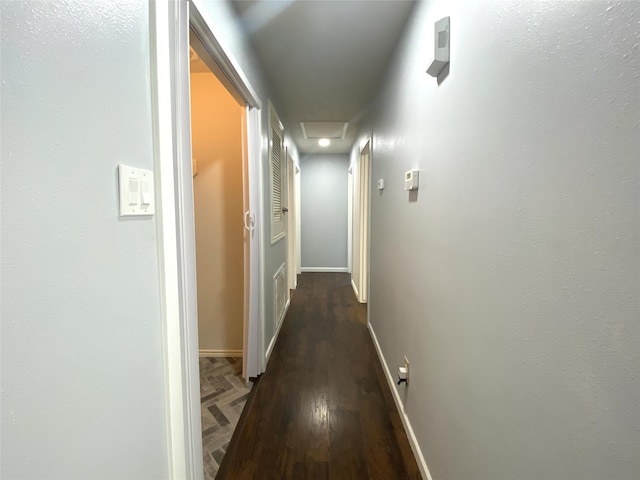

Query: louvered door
[269,107,286,243]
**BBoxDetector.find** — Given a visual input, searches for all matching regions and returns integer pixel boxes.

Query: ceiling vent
[300,122,349,139]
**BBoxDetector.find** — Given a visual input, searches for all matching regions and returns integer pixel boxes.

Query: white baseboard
[351,278,359,299]
[265,298,289,364]
[198,349,242,358]
[301,267,348,273]
[367,322,432,480]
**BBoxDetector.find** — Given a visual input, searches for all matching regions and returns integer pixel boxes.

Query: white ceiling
[229,0,416,154]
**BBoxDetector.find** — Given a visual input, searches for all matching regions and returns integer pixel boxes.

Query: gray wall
[355,1,640,479]
[1,2,167,478]
[300,154,349,270]
[1,0,300,476]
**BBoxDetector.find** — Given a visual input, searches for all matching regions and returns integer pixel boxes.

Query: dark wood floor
[217,272,421,479]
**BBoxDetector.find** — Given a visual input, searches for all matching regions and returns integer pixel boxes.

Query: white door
[269,105,287,245]
[243,106,261,379]
[287,152,297,290]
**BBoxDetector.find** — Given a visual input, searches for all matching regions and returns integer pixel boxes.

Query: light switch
[118,164,155,216]
[129,178,140,205]
[140,180,151,206]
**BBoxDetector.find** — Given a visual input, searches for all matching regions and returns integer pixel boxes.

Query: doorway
[151,3,263,477]
[351,139,371,303]
[189,44,245,362]
[189,36,252,479]
[188,15,264,380]
[287,150,300,291]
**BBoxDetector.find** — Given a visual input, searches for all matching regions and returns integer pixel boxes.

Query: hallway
[217,273,421,479]
[3,2,638,478]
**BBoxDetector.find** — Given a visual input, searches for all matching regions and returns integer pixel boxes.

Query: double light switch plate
[118,164,155,216]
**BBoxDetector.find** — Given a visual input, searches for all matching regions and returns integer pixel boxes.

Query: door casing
[150,1,264,477]
[351,138,371,303]
[287,151,298,290]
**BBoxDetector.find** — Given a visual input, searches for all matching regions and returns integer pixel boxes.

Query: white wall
[1,2,168,478]
[300,154,350,271]
[357,1,640,479]
[193,0,300,363]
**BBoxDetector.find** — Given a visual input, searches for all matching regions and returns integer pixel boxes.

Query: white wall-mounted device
[377,178,385,190]
[427,16,450,78]
[404,169,420,191]
[118,164,155,216]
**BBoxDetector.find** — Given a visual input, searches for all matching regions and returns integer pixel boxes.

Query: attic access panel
[300,122,349,139]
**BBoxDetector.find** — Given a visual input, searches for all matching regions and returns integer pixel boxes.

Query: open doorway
[351,138,371,303]
[189,45,245,361]
[287,150,300,291]
[189,31,257,480]
[187,12,263,379]
[152,2,265,477]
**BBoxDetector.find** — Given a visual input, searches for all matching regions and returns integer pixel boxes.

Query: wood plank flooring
[217,272,421,479]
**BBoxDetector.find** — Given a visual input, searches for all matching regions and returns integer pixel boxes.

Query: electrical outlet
[404,356,410,385]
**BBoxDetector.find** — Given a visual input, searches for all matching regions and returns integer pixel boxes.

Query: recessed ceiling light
[318,138,331,147]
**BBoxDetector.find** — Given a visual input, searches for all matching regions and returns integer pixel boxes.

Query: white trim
[189,2,261,109]
[301,267,349,273]
[258,112,267,374]
[265,298,289,363]
[199,350,243,358]
[351,278,360,299]
[174,3,204,476]
[150,2,199,478]
[347,165,353,274]
[244,106,262,380]
[364,133,373,311]
[358,139,371,303]
[287,151,297,291]
[367,323,432,480]
[295,167,302,275]
[155,1,267,477]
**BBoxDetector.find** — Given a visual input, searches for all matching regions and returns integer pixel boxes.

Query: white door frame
[347,165,353,274]
[150,1,263,478]
[351,138,371,303]
[190,0,263,378]
[295,164,301,276]
[150,3,196,478]
[287,151,297,290]
[358,140,371,302]
[241,106,262,383]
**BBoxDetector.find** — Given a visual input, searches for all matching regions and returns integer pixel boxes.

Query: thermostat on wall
[404,169,419,191]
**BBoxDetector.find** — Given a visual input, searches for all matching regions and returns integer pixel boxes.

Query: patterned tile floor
[199,357,252,480]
